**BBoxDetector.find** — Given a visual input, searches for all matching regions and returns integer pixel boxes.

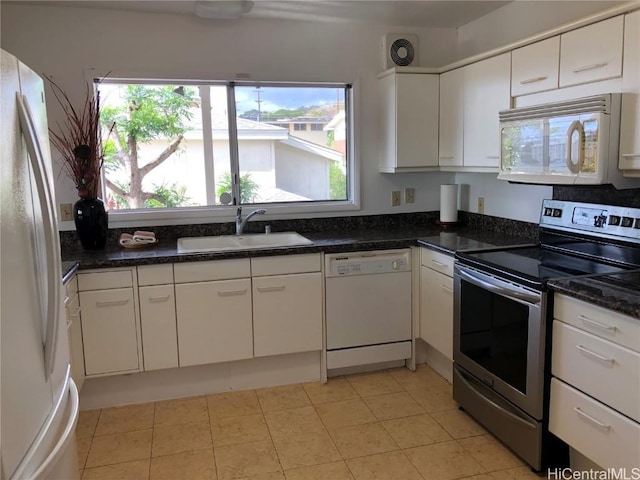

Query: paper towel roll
[440,184,458,223]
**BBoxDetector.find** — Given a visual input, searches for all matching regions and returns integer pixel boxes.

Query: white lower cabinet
[175,278,253,367]
[253,272,322,357]
[79,287,140,376]
[550,294,640,469]
[419,266,454,359]
[139,284,178,371]
[65,277,85,391]
[419,248,454,381]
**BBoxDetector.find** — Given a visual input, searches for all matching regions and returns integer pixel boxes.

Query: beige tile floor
[75,365,545,480]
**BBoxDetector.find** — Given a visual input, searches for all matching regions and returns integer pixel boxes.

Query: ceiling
[17,1,512,27]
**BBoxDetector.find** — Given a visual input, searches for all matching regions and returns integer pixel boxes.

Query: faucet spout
[236,208,266,235]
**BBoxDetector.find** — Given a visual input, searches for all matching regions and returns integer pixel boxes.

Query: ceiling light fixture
[194,0,254,20]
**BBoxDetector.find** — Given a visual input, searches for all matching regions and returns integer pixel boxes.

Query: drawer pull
[217,289,248,297]
[439,156,455,160]
[257,285,286,293]
[572,62,608,74]
[485,155,500,160]
[441,284,453,293]
[64,296,71,307]
[70,307,81,318]
[431,260,446,268]
[576,344,614,364]
[96,299,129,307]
[148,295,170,303]
[578,315,617,332]
[519,75,548,85]
[621,153,640,158]
[573,407,611,431]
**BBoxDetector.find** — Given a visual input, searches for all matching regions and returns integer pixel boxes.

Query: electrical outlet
[477,197,485,214]
[60,203,73,222]
[404,188,415,204]
[391,190,401,207]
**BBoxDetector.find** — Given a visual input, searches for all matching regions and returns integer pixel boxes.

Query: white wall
[1,2,623,228]
[0,3,458,229]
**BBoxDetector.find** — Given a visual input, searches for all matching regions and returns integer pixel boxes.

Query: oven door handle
[457,269,540,305]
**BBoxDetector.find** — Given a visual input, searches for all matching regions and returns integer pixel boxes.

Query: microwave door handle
[457,269,540,305]
[566,120,584,174]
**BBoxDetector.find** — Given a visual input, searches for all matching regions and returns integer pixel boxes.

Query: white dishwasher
[325,249,412,370]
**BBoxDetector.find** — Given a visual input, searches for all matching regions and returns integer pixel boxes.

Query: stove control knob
[621,217,634,228]
[608,215,621,226]
[634,219,640,229]
[544,207,553,217]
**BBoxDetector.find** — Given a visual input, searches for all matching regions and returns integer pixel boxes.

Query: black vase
[73,198,108,250]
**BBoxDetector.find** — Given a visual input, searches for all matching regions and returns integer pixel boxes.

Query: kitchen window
[97,80,354,223]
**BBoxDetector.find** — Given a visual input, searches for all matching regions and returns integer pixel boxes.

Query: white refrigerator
[1,49,80,480]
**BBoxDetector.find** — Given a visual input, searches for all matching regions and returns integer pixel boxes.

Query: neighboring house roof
[256,186,311,203]
[324,111,345,131]
[185,115,289,141]
[280,136,343,162]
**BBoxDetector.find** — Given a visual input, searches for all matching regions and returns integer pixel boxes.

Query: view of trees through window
[98,81,350,211]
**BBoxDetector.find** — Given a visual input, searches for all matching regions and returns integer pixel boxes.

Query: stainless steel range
[453,200,640,471]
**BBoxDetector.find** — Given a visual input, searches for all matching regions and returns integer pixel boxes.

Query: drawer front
[552,320,640,422]
[174,259,250,283]
[420,248,453,277]
[138,264,174,286]
[78,270,133,291]
[554,294,640,352]
[549,378,640,470]
[251,253,322,277]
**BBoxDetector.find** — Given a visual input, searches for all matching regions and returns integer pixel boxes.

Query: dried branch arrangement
[46,75,112,199]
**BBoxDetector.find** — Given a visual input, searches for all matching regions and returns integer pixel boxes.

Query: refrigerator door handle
[16,92,61,378]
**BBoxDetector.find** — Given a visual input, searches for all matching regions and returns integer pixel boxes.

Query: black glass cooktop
[456,245,630,289]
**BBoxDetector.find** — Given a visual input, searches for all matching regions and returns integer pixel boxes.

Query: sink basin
[177,232,313,254]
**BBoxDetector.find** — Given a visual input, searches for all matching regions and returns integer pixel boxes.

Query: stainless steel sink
[177,232,313,254]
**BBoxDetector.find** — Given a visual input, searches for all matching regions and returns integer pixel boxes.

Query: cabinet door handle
[573,407,611,430]
[520,75,548,85]
[148,295,170,303]
[441,284,453,293]
[621,153,640,158]
[438,156,454,160]
[217,289,248,297]
[96,299,130,307]
[576,344,614,364]
[578,315,617,332]
[257,285,286,293]
[485,155,500,160]
[572,62,608,74]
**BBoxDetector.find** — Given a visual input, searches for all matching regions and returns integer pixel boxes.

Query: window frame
[95,77,359,228]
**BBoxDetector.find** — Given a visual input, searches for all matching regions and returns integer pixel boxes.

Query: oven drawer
[552,320,640,422]
[549,378,640,470]
[554,294,640,352]
[421,248,454,277]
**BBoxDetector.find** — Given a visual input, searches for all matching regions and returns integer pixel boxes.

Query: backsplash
[60,211,538,253]
[553,186,640,208]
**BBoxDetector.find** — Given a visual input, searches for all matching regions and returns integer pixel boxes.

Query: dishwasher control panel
[325,249,411,277]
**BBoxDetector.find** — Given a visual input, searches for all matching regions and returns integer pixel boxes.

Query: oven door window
[459,281,529,394]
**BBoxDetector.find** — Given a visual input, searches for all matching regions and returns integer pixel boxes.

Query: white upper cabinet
[559,16,624,88]
[438,68,464,167]
[620,10,640,173]
[463,53,511,168]
[379,71,440,172]
[511,37,560,96]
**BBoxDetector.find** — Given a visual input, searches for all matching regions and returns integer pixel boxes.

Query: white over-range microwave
[498,93,636,188]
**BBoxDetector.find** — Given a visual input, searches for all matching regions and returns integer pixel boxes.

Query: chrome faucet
[235,207,266,235]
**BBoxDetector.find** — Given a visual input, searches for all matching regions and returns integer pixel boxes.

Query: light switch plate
[60,203,73,222]
[404,188,415,204]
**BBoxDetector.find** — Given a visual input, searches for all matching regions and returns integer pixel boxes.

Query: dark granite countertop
[61,226,534,271]
[548,271,640,320]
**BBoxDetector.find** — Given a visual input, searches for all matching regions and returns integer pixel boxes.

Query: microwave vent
[499,95,611,122]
